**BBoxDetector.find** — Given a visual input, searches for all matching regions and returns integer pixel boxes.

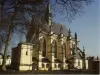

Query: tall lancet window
[42,38,46,57]
[62,43,66,57]
[52,40,57,58]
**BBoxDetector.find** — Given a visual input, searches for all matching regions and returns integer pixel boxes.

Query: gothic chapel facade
[11,3,88,71]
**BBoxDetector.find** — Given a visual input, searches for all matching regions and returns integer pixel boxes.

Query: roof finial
[97,56,99,60]
[67,28,71,40]
[60,25,63,34]
[68,28,71,36]
[75,32,77,40]
[83,46,85,52]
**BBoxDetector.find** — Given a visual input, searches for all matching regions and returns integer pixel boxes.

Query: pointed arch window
[62,43,66,57]
[52,40,57,58]
[42,38,46,57]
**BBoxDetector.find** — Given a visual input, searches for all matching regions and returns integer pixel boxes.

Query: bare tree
[52,0,93,22]
[0,0,47,70]
[0,0,93,22]
[0,21,9,53]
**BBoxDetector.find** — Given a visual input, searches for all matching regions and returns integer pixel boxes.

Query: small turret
[82,46,86,59]
[68,28,71,37]
[97,56,99,60]
[67,28,71,40]
[75,32,77,41]
[74,32,78,47]
[59,25,64,37]
[83,46,85,53]
[60,25,63,34]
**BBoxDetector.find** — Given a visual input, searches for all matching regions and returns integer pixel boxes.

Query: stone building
[11,43,33,71]
[0,53,11,66]
[11,3,88,71]
[0,53,3,65]
[88,56,100,70]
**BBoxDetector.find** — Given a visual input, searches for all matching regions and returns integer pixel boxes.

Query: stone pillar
[51,53,55,70]
[63,57,66,69]
[85,60,88,69]
[38,51,42,70]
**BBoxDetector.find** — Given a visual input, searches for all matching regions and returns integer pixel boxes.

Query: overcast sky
[53,0,99,57]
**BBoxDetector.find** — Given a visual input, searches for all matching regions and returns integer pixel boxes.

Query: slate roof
[28,23,69,44]
[51,23,69,36]
[41,23,69,36]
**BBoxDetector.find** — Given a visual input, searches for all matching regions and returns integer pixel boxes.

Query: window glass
[52,40,57,58]
[42,38,46,57]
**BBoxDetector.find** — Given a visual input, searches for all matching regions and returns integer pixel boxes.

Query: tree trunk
[2,22,13,71]
[1,5,20,71]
